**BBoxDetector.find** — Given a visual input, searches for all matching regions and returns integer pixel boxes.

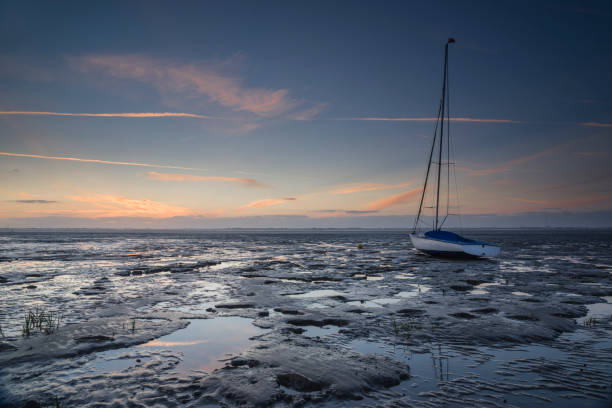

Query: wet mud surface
[0,229,611,407]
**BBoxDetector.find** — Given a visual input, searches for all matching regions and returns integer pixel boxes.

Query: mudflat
[0,229,610,407]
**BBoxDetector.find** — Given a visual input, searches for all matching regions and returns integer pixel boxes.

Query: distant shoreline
[1,227,612,233]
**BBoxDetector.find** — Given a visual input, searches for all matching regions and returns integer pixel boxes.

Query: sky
[0,0,611,228]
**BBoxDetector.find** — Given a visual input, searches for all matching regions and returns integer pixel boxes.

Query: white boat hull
[410,233,500,258]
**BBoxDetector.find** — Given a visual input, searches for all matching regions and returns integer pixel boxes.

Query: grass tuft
[22,307,61,337]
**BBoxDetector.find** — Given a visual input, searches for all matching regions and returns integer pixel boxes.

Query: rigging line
[412,98,443,232]
[450,101,463,234]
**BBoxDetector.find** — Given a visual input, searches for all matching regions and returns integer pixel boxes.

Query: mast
[435,38,454,230]
[412,38,454,233]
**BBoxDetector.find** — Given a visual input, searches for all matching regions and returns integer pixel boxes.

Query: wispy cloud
[71,194,191,218]
[71,54,296,116]
[456,166,510,176]
[363,188,423,211]
[339,117,519,123]
[288,103,328,121]
[241,197,296,209]
[503,193,612,213]
[504,142,570,167]
[0,111,216,119]
[311,209,379,217]
[489,178,518,185]
[146,171,265,188]
[459,141,574,176]
[331,182,411,195]
[508,197,549,205]
[0,152,204,171]
[580,122,612,127]
[12,200,57,204]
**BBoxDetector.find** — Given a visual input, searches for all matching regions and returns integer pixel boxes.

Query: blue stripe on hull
[419,249,482,259]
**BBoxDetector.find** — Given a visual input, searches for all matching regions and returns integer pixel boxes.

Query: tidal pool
[92,317,266,375]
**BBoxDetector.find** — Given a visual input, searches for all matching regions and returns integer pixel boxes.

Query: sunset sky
[1,1,611,228]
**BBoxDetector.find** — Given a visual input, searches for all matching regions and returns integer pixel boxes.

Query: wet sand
[0,230,611,407]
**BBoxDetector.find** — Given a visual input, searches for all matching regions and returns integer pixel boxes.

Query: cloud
[331,182,411,195]
[456,166,510,176]
[0,151,204,171]
[147,171,265,188]
[12,200,57,204]
[311,209,379,217]
[502,193,612,213]
[0,111,216,119]
[339,117,519,123]
[459,141,574,176]
[71,54,296,116]
[288,103,328,121]
[489,178,518,185]
[363,188,423,211]
[581,122,612,127]
[503,142,570,167]
[241,197,296,209]
[70,194,192,218]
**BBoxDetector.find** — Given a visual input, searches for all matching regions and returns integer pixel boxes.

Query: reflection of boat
[410,39,500,258]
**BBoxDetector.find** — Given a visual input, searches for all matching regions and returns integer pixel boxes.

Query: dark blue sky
[0,0,610,227]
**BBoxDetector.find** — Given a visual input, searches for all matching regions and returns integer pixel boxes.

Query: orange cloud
[0,151,204,171]
[340,117,518,123]
[72,54,295,116]
[581,122,612,127]
[363,188,423,211]
[147,171,265,188]
[241,197,296,209]
[0,111,214,119]
[70,194,192,218]
[331,182,411,194]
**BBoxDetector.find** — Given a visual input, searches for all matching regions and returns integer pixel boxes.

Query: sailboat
[409,38,500,258]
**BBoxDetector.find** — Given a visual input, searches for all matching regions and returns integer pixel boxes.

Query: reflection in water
[90,317,267,375]
[288,289,345,298]
[136,317,266,373]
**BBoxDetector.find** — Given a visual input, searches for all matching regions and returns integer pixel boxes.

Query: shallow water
[1,229,611,406]
[94,317,266,375]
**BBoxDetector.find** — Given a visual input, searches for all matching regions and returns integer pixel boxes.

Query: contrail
[0,151,205,171]
[0,111,216,119]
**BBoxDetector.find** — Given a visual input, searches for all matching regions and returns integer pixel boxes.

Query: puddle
[396,284,431,298]
[348,333,612,408]
[470,282,502,295]
[91,317,266,375]
[288,290,345,299]
[395,273,416,279]
[347,300,384,308]
[576,302,612,325]
[302,325,340,338]
[348,298,401,308]
[306,302,329,309]
[208,260,247,271]
[279,278,307,284]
